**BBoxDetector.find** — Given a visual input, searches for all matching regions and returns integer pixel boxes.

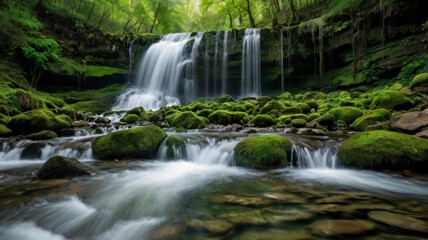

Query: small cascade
[291,143,338,168]
[221,31,229,96]
[241,28,261,97]
[112,33,192,110]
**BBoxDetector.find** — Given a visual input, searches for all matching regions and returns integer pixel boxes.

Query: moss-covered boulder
[7,109,72,135]
[127,107,145,116]
[92,126,167,160]
[351,109,391,131]
[37,155,95,179]
[188,101,210,112]
[234,135,292,168]
[0,124,12,137]
[120,113,140,124]
[291,118,307,128]
[248,114,275,127]
[328,107,364,125]
[369,90,413,111]
[197,109,214,118]
[217,95,235,103]
[278,114,309,124]
[308,113,335,130]
[166,111,206,129]
[277,92,293,100]
[293,103,311,114]
[259,100,286,114]
[282,107,302,115]
[164,135,186,160]
[338,130,428,172]
[410,73,428,93]
[26,130,57,140]
[0,114,11,125]
[208,110,249,125]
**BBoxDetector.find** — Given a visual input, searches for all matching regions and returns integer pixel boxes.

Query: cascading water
[128,39,134,83]
[112,33,192,110]
[221,31,229,96]
[241,28,261,98]
[184,32,204,103]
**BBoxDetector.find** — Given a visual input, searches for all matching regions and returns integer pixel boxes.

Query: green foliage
[397,55,428,85]
[410,73,428,88]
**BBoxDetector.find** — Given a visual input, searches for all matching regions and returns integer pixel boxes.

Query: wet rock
[262,193,305,203]
[219,211,269,225]
[351,109,391,131]
[94,117,111,124]
[391,109,428,133]
[164,135,186,160]
[166,111,206,129]
[370,90,414,111]
[92,126,167,160]
[416,129,428,139]
[120,113,140,124]
[304,204,355,214]
[26,130,57,140]
[150,224,185,240]
[262,209,314,224]
[37,155,95,179]
[186,219,233,235]
[232,229,311,240]
[411,73,428,94]
[21,142,45,159]
[59,128,75,137]
[212,195,271,206]
[368,211,428,233]
[309,219,375,237]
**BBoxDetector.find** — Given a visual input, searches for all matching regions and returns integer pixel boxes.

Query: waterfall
[112,33,192,110]
[213,31,221,96]
[292,144,338,168]
[204,37,210,101]
[221,31,229,96]
[241,28,261,98]
[184,32,204,103]
[128,39,135,83]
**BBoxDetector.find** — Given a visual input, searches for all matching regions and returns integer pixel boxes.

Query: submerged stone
[212,194,272,206]
[186,219,233,235]
[232,229,311,240]
[309,219,375,237]
[368,211,428,233]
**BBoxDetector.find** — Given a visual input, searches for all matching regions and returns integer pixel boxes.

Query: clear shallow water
[0,132,427,240]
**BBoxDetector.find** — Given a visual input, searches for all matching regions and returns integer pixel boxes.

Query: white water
[292,144,338,168]
[184,32,204,103]
[241,28,261,97]
[280,30,284,92]
[128,39,134,82]
[221,31,229,95]
[113,33,192,110]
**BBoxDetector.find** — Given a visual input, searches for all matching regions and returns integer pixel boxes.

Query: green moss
[310,113,335,129]
[188,101,210,112]
[208,110,249,125]
[308,113,321,122]
[0,124,12,137]
[120,114,140,124]
[127,107,145,116]
[248,114,275,127]
[259,100,286,114]
[351,109,391,131]
[410,73,428,88]
[293,103,311,114]
[143,111,162,122]
[0,114,11,125]
[234,135,292,168]
[166,111,206,129]
[338,130,428,172]
[86,65,128,77]
[277,92,293,100]
[278,114,309,123]
[291,118,307,128]
[282,107,302,115]
[197,109,214,118]
[164,135,186,160]
[92,126,166,160]
[7,109,72,135]
[302,91,326,101]
[26,130,57,140]
[216,95,235,103]
[328,107,364,125]
[369,90,413,111]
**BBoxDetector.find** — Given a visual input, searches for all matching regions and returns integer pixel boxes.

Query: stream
[0,130,427,239]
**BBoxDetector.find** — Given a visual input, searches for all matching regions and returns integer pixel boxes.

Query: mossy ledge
[234,135,292,168]
[92,126,167,160]
[338,130,428,173]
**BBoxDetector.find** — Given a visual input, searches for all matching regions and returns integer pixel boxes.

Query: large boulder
[37,155,95,179]
[234,135,292,168]
[120,113,140,124]
[248,114,276,127]
[208,110,249,125]
[166,111,206,129]
[338,130,428,172]
[0,124,12,137]
[351,109,391,131]
[163,135,186,160]
[259,100,286,114]
[410,73,428,94]
[328,107,364,125]
[92,126,167,160]
[369,90,413,111]
[7,109,72,135]
[391,109,428,134]
[26,130,57,140]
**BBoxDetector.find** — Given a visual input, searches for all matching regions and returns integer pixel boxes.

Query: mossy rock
[127,107,145,116]
[188,101,210,112]
[144,111,163,122]
[278,114,309,124]
[92,126,167,160]
[7,109,72,135]
[351,109,391,131]
[164,135,186,160]
[217,95,235,103]
[166,111,206,129]
[208,110,249,125]
[305,101,318,110]
[308,113,321,122]
[0,113,11,125]
[248,114,275,127]
[21,142,45,159]
[259,100,286,114]
[291,119,307,128]
[26,130,57,140]
[234,135,292,168]
[410,73,428,88]
[302,91,326,100]
[338,130,428,172]
[37,155,95,179]
[369,90,413,111]
[328,107,364,125]
[293,103,311,114]
[277,92,293,100]
[0,124,12,137]
[310,113,335,129]
[197,109,214,118]
[120,114,140,124]
[256,96,273,107]
[282,107,302,115]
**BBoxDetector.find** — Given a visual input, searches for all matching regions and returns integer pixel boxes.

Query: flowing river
[0,130,427,240]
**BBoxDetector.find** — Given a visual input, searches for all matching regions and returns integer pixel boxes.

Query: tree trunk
[228,10,233,28]
[150,3,161,33]
[245,0,256,28]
